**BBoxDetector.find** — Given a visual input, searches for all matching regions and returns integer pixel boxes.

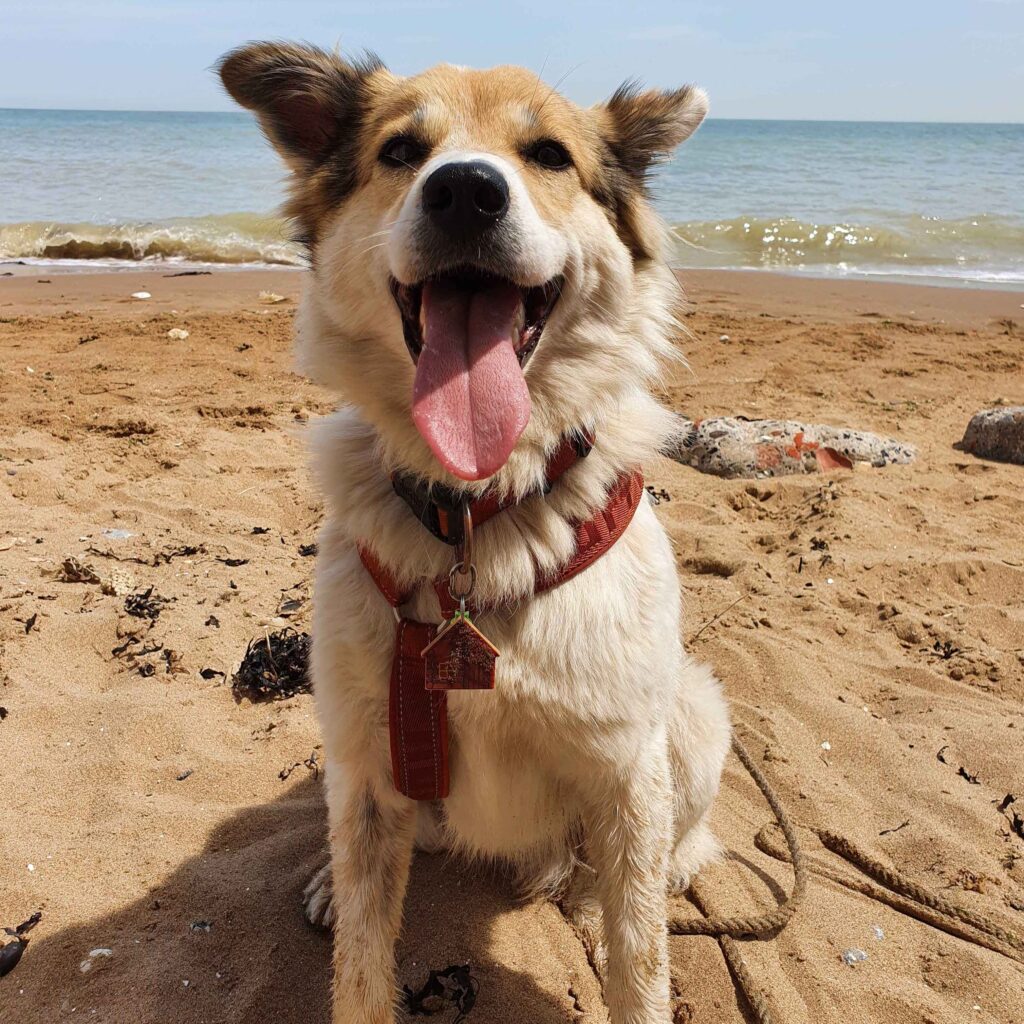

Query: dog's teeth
[511,302,526,342]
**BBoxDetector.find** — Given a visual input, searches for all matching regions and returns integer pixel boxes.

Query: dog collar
[390,429,594,546]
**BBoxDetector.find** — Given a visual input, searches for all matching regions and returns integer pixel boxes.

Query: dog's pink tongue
[413,279,531,481]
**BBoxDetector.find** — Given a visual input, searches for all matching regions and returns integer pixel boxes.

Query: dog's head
[220,44,706,485]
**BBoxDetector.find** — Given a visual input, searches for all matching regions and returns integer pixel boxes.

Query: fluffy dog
[219,43,730,1024]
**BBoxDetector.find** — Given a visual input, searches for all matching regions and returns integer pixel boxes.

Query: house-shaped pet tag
[421,609,498,691]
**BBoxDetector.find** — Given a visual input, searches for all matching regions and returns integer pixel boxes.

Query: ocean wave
[668,213,1024,280]
[3,211,1023,284]
[0,213,303,266]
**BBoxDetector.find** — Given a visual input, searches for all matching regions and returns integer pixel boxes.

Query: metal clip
[447,502,476,602]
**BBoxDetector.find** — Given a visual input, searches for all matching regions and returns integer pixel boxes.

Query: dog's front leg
[584,746,674,1024]
[327,767,416,1024]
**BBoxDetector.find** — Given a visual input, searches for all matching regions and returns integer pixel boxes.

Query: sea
[2,108,1023,288]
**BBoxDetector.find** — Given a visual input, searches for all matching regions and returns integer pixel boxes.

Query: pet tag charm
[422,603,498,690]
[421,502,499,690]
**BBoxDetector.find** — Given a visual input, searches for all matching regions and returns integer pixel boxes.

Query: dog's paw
[303,862,335,930]
[668,820,722,895]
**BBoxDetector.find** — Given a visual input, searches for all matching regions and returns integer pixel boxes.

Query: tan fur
[220,44,727,1024]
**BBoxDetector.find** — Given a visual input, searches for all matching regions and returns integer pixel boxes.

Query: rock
[960,407,1024,465]
[79,947,114,973]
[663,416,917,479]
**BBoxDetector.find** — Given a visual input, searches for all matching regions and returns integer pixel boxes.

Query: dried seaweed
[938,747,983,786]
[152,543,205,566]
[124,587,171,621]
[1,911,42,979]
[299,543,318,557]
[58,557,101,584]
[233,628,311,702]
[879,819,910,836]
[403,964,479,1022]
[998,795,1024,842]
[278,750,320,781]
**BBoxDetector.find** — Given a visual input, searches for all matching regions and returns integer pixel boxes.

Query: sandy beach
[1,267,1022,1024]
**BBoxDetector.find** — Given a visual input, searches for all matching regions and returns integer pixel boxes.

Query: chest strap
[360,468,644,800]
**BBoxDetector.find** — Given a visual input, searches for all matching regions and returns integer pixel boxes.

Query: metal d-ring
[447,502,476,601]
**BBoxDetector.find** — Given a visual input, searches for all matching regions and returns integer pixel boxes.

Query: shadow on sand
[6,778,599,1023]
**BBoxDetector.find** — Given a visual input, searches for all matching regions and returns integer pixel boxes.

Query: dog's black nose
[421,160,510,239]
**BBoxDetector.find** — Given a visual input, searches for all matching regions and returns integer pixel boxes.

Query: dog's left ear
[593,83,708,260]
[217,41,382,169]
[598,82,708,182]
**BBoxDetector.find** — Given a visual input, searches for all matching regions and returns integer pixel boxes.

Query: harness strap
[361,467,644,800]
[388,620,450,801]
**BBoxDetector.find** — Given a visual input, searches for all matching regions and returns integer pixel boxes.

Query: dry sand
[1,267,1022,1024]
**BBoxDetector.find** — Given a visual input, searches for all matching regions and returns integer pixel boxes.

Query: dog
[219,43,730,1024]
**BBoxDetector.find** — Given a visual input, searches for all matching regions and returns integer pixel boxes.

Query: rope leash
[671,735,809,941]
[668,733,1024,1024]
[756,823,1024,965]
[670,735,809,1024]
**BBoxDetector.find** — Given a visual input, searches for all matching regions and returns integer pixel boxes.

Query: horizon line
[1,105,1021,126]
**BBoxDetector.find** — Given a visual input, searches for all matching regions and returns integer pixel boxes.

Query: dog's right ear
[217,42,382,168]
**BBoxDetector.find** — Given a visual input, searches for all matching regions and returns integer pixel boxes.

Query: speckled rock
[960,406,1024,465]
[663,416,917,479]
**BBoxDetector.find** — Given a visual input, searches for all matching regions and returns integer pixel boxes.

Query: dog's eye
[526,140,572,171]
[379,136,427,169]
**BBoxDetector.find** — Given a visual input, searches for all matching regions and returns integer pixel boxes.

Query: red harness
[360,442,645,801]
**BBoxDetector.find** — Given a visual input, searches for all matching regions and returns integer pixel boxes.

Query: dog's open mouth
[390,268,563,482]
[391,268,562,368]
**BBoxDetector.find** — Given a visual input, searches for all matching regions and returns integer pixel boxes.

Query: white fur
[294,92,728,1024]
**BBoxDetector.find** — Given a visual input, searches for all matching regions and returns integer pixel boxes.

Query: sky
[1,0,1023,121]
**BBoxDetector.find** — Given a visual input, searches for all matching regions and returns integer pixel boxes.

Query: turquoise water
[2,108,1022,285]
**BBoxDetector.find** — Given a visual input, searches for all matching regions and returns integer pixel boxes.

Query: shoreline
[4,256,1024,294]
[3,264,1023,325]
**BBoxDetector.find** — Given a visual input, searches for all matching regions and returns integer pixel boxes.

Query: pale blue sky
[2,0,1022,121]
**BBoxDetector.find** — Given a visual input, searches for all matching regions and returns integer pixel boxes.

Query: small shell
[80,948,114,973]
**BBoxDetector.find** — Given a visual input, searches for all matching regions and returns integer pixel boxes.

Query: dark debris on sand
[124,587,172,621]
[233,627,311,702]
[1,911,42,979]
[404,964,479,1022]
